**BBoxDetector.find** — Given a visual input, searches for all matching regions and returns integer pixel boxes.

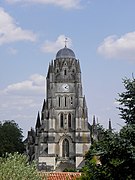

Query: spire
[83,96,86,107]
[108,118,112,131]
[51,60,53,68]
[50,60,54,73]
[41,99,45,120]
[35,111,41,129]
[42,99,46,112]
[47,63,51,78]
[41,113,44,121]
[47,61,54,78]
[91,115,98,142]
[93,115,96,126]
[82,96,88,118]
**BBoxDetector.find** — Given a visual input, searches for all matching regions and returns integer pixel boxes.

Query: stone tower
[27,46,91,171]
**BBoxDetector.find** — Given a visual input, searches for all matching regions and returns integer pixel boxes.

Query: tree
[117,77,135,124]
[80,129,135,180]
[80,77,135,179]
[120,124,135,146]
[0,120,25,156]
[0,153,41,180]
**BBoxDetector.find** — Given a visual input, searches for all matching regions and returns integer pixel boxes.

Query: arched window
[59,97,61,107]
[64,69,67,75]
[68,113,71,128]
[60,113,64,128]
[62,139,69,157]
[65,97,67,107]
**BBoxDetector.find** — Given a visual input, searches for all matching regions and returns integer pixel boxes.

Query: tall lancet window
[64,69,67,75]
[68,113,71,128]
[59,97,61,107]
[60,113,64,128]
[65,97,67,107]
[62,139,69,157]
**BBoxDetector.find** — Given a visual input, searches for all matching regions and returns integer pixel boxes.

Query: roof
[39,172,81,180]
[56,46,75,59]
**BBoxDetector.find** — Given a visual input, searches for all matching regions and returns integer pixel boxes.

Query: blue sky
[0,0,135,137]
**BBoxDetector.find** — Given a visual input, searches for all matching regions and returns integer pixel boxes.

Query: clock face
[62,84,69,91]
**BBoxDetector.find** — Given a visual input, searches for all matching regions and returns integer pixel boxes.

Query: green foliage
[81,129,135,179]
[80,77,135,179]
[0,153,41,180]
[81,120,135,178]
[0,120,25,156]
[117,77,135,124]
[120,124,135,146]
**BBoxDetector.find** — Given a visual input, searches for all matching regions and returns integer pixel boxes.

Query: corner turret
[35,111,41,129]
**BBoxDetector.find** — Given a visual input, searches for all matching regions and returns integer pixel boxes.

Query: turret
[108,118,112,131]
[91,115,98,142]
[47,64,51,79]
[92,115,96,126]
[83,96,88,118]
[35,111,41,130]
[47,61,54,82]
[42,99,46,111]
[41,99,46,120]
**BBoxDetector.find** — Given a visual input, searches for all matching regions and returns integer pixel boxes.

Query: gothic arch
[58,96,61,107]
[59,135,73,158]
[68,113,71,128]
[60,113,64,128]
[64,69,67,76]
[62,139,69,157]
[65,96,67,107]
[63,60,67,67]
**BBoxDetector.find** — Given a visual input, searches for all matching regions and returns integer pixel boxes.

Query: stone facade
[26,46,92,171]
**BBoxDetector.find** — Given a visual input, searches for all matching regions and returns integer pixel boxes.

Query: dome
[56,46,75,59]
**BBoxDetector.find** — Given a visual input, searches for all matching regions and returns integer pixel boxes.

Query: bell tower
[28,46,91,171]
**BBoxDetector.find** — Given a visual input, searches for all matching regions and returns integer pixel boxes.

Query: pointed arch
[59,96,61,107]
[60,113,64,128]
[64,69,67,75]
[62,139,69,157]
[65,96,67,107]
[68,113,71,128]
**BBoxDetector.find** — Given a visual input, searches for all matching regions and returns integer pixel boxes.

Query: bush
[0,153,41,180]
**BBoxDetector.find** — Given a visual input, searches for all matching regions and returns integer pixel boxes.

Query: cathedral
[26,45,93,171]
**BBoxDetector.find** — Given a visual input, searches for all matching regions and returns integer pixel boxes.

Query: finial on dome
[64,37,68,48]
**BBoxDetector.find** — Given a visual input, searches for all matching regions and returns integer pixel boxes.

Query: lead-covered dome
[56,46,75,59]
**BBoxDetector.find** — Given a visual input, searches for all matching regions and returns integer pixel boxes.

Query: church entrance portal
[62,139,69,157]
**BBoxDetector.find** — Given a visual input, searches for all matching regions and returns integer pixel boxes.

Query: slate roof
[56,47,76,59]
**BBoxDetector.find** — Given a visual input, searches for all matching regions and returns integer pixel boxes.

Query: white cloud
[6,0,81,9]
[0,7,37,45]
[3,74,45,96]
[0,93,43,137]
[41,35,72,53]
[0,74,45,137]
[97,31,135,61]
